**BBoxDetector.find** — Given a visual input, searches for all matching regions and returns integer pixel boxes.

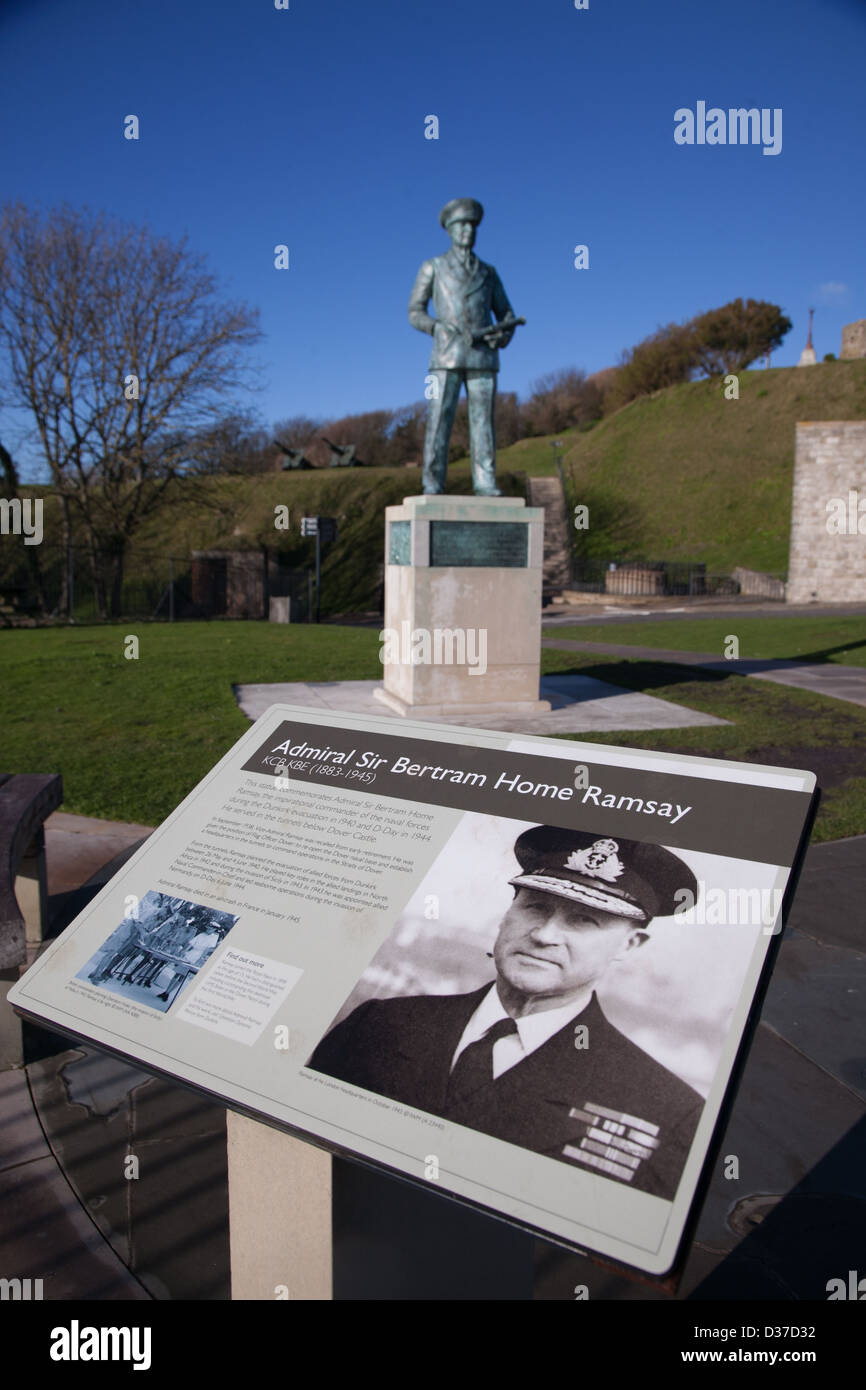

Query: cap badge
[565,839,624,882]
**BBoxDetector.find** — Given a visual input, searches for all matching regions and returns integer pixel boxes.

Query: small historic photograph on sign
[308,812,781,1202]
[77,891,239,1014]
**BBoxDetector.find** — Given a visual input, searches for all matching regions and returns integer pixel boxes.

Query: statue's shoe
[474,487,503,497]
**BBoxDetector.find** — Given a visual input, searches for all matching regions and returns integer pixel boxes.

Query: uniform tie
[447,1017,519,1104]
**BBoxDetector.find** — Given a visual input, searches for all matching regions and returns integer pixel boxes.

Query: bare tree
[608,324,699,410]
[494,390,522,448]
[389,401,426,464]
[0,203,261,617]
[182,410,273,476]
[0,435,48,615]
[318,408,396,467]
[273,414,323,448]
[522,368,602,436]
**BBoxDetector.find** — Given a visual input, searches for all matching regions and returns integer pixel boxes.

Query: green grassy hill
[16,359,866,616]
[16,463,530,619]
[556,359,866,575]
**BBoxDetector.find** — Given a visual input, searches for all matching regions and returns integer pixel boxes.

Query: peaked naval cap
[508,826,697,924]
[439,197,484,229]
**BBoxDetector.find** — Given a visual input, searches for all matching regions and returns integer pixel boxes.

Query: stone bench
[0,772,63,1066]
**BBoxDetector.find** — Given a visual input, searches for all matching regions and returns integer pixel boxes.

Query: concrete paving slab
[28,1049,137,1267]
[27,1046,230,1301]
[0,977,24,1070]
[747,663,866,706]
[688,1023,865,1252]
[542,637,866,709]
[541,600,866,626]
[234,676,727,734]
[130,1069,230,1144]
[128,1130,229,1301]
[759,929,866,1101]
[334,1156,536,1302]
[689,1147,866,1301]
[785,835,866,956]
[533,1242,672,1301]
[0,1066,51,1172]
[59,1047,153,1119]
[44,811,154,898]
[0,1155,152,1300]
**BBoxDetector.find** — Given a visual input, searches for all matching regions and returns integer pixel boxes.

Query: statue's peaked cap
[439,197,484,229]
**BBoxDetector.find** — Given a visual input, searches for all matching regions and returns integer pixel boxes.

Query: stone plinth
[373,494,550,718]
[786,422,866,604]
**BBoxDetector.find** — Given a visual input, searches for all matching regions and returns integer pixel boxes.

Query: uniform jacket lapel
[387,984,491,1115]
[462,259,488,299]
[442,993,613,1147]
[439,249,488,300]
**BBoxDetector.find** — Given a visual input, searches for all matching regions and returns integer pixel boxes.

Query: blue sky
[1,0,864,468]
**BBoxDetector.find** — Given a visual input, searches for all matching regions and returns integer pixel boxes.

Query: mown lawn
[1,617,863,842]
[548,615,866,665]
[540,648,866,843]
[0,622,382,824]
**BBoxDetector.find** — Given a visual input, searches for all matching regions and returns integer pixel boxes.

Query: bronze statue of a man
[408,198,523,496]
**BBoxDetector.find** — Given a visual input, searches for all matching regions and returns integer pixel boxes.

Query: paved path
[234,675,727,734]
[541,600,866,626]
[0,1067,152,1300]
[542,638,866,709]
[44,811,154,897]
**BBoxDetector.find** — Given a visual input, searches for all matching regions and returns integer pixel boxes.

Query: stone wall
[786,422,866,603]
[732,567,786,600]
[840,320,866,360]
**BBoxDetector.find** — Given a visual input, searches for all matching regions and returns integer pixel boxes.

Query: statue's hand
[478,324,513,349]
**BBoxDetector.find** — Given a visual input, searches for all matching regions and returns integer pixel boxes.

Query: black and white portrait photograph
[308,814,779,1202]
[77,891,239,1014]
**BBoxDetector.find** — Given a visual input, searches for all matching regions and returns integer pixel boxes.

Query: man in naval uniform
[308,827,704,1201]
[408,197,519,496]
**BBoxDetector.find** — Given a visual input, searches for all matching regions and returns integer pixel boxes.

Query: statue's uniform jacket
[408,248,514,371]
[308,986,704,1201]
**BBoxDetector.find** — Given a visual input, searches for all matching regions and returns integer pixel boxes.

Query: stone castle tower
[840,320,866,360]
[787,422,866,603]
